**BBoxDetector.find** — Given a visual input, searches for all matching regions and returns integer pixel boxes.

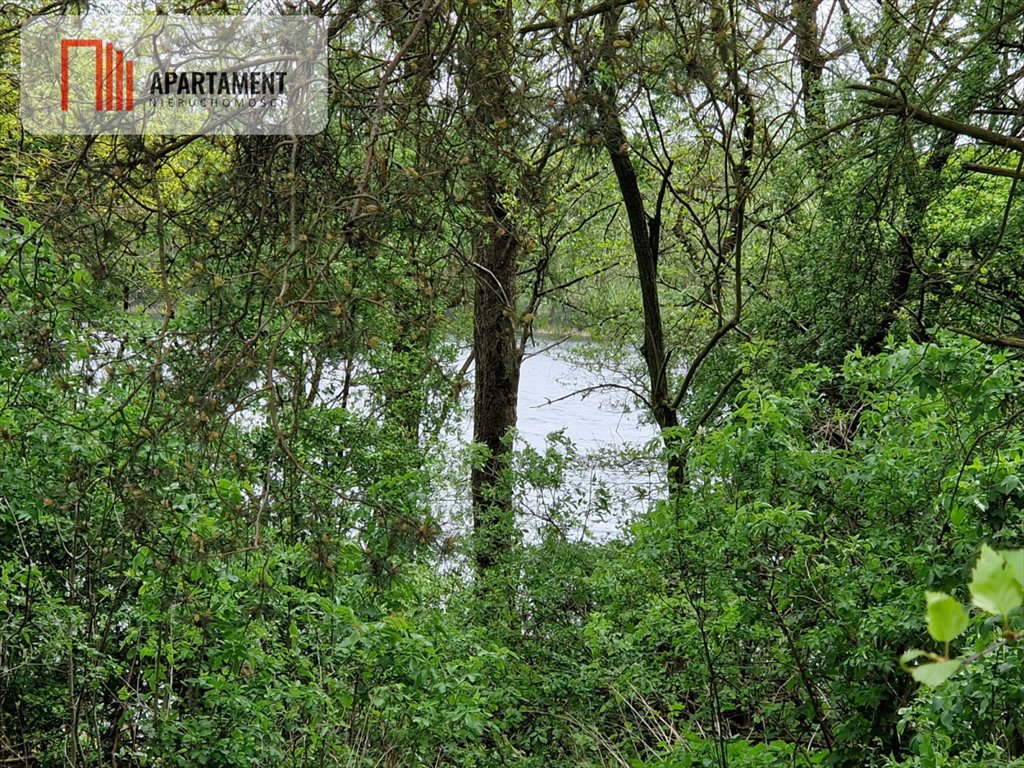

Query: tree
[544,0,771,490]
[459,0,524,579]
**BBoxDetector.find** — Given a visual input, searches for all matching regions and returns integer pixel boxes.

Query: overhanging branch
[948,326,1024,349]
[962,162,1024,180]
[519,0,634,34]
[850,84,1024,153]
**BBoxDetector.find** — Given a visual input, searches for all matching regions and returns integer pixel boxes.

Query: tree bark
[463,0,522,576]
[470,196,521,574]
[590,12,685,489]
[794,0,826,133]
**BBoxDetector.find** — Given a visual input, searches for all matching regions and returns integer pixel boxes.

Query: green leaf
[925,591,968,643]
[899,649,928,670]
[910,659,962,687]
[969,545,1023,617]
[996,549,1024,590]
[997,474,1022,494]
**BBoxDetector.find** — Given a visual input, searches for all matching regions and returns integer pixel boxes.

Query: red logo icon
[61,39,134,111]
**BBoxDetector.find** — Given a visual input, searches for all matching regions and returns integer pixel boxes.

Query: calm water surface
[443,338,662,540]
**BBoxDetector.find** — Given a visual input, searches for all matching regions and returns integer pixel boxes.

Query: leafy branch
[902,545,1024,686]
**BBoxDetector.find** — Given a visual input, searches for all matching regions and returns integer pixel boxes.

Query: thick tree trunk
[464,1,522,576]
[470,212,521,573]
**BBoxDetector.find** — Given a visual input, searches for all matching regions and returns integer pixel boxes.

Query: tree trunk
[470,215,521,574]
[794,0,825,132]
[590,13,685,489]
[463,1,522,576]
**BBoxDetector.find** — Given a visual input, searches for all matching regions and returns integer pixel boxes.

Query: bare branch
[518,0,635,34]
[852,86,1024,153]
[962,162,1024,180]
[947,327,1024,349]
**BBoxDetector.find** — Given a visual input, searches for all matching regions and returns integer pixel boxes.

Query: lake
[439,337,663,541]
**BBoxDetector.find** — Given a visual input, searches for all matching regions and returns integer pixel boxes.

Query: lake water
[232,335,663,540]
[440,338,663,541]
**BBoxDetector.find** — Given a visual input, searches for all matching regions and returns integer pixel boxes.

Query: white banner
[21,15,328,135]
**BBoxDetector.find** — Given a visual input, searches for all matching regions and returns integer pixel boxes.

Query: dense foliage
[3,0,1024,765]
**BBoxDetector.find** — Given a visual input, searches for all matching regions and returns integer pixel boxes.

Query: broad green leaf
[997,549,1024,590]
[925,592,968,643]
[910,659,962,687]
[899,649,928,670]
[969,545,1023,616]
[997,475,1022,494]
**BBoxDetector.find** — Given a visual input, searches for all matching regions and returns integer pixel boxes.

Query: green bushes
[4,212,1024,766]
[0,228,503,767]
[562,335,1024,765]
